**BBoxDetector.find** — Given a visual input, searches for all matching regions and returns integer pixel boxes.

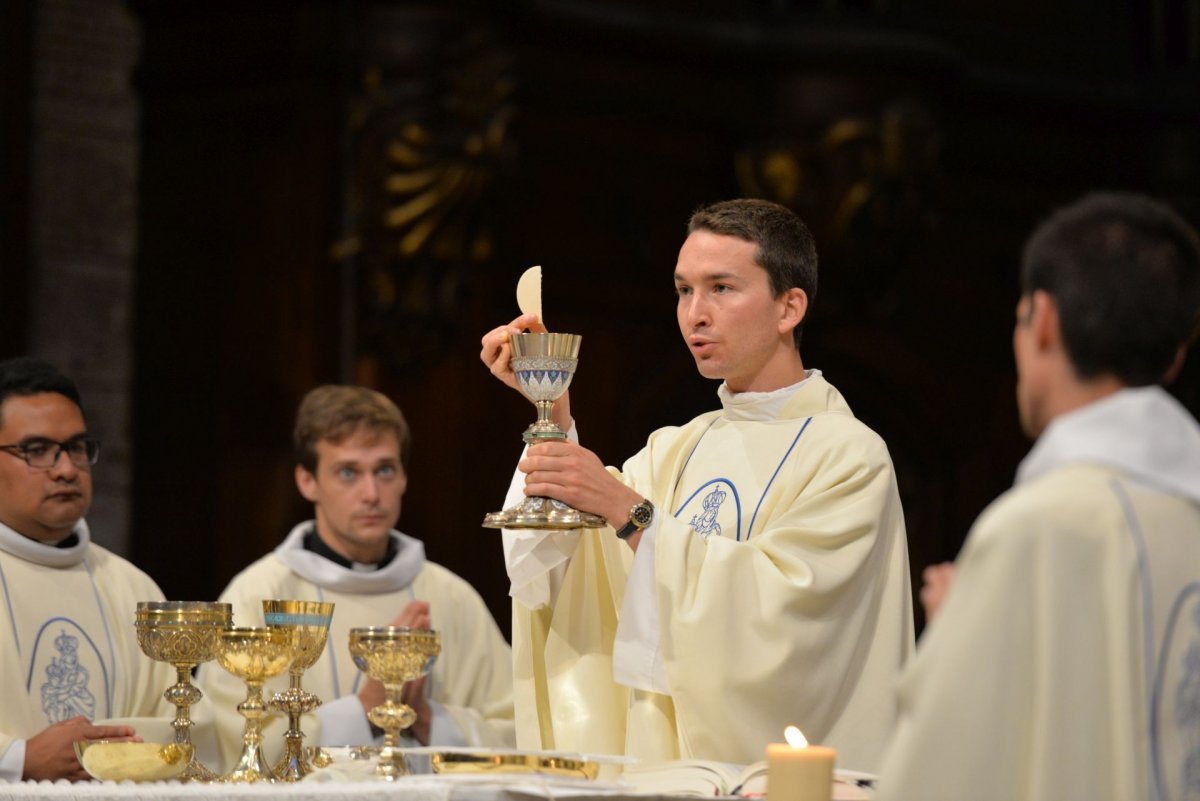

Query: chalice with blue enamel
[263,599,334,782]
[482,332,607,530]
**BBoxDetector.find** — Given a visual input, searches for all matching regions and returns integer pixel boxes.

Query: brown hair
[293,385,412,473]
[688,198,818,350]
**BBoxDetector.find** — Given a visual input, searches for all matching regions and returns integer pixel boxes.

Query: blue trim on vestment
[0,559,19,654]
[1111,478,1160,801]
[746,417,813,541]
[1151,581,1200,801]
[673,479,743,541]
[83,555,118,714]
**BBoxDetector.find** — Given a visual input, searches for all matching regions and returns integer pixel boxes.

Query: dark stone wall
[6,0,1198,637]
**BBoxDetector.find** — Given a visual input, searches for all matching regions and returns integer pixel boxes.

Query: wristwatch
[615,499,654,539]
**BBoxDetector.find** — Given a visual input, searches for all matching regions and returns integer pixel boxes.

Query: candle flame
[784,726,808,748]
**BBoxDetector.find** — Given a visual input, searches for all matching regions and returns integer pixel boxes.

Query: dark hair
[687,198,818,350]
[0,357,85,426]
[1021,192,1200,386]
[294,385,412,473]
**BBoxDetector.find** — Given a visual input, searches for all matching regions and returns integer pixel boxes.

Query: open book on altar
[620,759,875,800]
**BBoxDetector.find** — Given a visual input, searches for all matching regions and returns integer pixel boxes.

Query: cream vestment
[197,524,514,772]
[876,386,1200,801]
[0,520,174,781]
[503,372,914,770]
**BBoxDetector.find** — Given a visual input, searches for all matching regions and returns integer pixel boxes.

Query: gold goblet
[482,332,607,529]
[263,600,335,782]
[135,601,232,782]
[348,626,441,780]
[215,626,297,782]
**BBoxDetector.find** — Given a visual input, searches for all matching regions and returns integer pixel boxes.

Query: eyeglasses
[0,438,101,469]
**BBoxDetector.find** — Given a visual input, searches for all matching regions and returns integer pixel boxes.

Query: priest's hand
[358,600,433,744]
[480,314,571,431]
[521,440,646,548]
[24,716,139,781]
[920,561,957,624]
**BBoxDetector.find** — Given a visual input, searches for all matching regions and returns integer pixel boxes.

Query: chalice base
[374,746,411,781]
[482,495,607,530]
[273,737,316,783]
[223,742,276,784]
[179,757,221,783]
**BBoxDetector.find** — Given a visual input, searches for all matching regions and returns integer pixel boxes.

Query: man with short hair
[876,192,1200,801]
[0,357,173,782]
[481,198,913,770]
[199,385,513,772]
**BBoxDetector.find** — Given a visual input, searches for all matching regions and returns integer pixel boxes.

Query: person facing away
[0,357,173,782]
[479,198,914,770]
[875,192,1200,801]
[197,385,513,773]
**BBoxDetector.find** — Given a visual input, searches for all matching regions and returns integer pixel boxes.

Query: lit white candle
[766,726,836,801]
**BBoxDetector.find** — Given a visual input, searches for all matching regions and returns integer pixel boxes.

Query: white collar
[0,518,90,567]
[273,521,426,594]
[717,369,821,422]
[1015,385,1200,504]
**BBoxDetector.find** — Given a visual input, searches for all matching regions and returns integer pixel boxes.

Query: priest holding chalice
[479,199,914,773]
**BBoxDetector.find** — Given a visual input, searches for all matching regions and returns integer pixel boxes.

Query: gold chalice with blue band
[348,626,441,780]
[482,332,607,530]
[135,600,232,782]
[262,600,335,781]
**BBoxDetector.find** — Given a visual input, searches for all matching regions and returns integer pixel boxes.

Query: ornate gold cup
[482,332,607,529]
[262,600,334,782]
[134,601,232,782]
[214,626,297,782]
[348,626,441,780]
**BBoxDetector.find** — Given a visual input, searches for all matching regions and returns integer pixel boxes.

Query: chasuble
[876,386,1200,801]
[0,521,174,779]
[503,372,914,771]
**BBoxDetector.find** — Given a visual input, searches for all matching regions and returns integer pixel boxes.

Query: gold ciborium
[262,600,334,782]
[482,332,607,529]
[135,601,232,782]
[348,626,441,780]
[215,626,297,782]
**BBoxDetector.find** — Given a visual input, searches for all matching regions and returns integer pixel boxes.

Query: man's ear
[1029,289,1061,353]
[778,287,809,336]
[295,464,319,502]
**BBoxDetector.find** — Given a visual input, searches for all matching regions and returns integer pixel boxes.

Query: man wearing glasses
[0,357,172,781]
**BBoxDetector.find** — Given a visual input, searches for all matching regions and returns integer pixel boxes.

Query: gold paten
[431,751,599,780]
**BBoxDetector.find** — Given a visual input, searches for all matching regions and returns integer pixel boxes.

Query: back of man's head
[1021,192,1200,386]
[688,198,819,350]
[293,385,412,474]
[0,357,85,426]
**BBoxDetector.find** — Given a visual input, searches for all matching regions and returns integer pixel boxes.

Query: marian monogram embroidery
[689,486,727,539]
[40,630,96,722]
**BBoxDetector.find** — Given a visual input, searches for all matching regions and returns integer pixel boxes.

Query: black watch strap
[615,499,654,539]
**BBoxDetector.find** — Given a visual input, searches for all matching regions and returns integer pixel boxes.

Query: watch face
[632,502,654,527]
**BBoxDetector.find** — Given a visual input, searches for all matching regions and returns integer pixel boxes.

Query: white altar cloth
[0,775,638,801]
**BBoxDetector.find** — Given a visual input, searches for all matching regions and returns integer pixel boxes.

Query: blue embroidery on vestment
[1177,603,1200,798]
[40,630,96,722]
[688,486,727,539]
